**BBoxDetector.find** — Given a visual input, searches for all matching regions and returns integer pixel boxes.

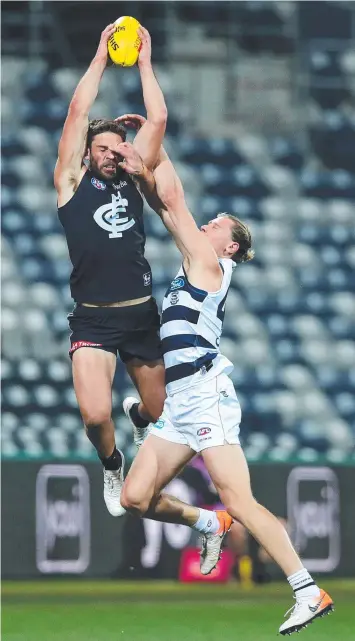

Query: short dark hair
[217,212,255,263]
[86,119,127,149]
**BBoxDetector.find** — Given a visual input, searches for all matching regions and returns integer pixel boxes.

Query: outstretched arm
[54,24,115,204]
[116,142,220,281]
[129,28,167,170]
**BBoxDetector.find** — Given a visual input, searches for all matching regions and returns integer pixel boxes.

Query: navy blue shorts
[68,297,162,363]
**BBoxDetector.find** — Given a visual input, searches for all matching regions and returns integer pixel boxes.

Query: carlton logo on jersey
[93,193,135,238]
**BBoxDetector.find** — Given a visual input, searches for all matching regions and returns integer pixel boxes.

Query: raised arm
[129,27,167,170]
[54,24,115,206]
[115,113,169,169]
[116,142,222,289]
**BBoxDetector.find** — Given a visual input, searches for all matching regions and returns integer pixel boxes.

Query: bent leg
[202,444,303,577]
[121,429,234,579]
[120,434,198,524]
[125,358,166,422]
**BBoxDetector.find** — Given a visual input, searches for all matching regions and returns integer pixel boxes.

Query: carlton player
[54,24,168,515]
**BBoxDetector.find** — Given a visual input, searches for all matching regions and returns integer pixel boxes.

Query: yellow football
[108,16,141,67]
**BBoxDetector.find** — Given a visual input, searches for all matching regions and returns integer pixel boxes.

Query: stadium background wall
[2,461,354,579]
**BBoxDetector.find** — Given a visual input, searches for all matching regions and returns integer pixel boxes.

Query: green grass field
[2,580,354,641]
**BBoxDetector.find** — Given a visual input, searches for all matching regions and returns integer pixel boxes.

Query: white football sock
[192,508,219,534]
[288,568,320,598]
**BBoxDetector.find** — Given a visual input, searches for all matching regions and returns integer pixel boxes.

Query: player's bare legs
[72,348,116,456]
[124,358,166,447]
[126,358,166,422]
[72,347,125,516]
[121,434,194,516]
[202,445,300,575]
[202,444,334,634]
[120,434,233,573]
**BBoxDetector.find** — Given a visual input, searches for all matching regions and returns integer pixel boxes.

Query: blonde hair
[217,213,255,263]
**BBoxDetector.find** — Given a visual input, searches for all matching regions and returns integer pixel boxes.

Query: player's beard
[89,159,118,183]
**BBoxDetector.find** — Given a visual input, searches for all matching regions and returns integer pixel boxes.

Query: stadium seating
[1,1,355,464]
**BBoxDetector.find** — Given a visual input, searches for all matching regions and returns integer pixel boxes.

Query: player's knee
[120,485,150,517]
[83,408,112,429]
[225,496,258,524]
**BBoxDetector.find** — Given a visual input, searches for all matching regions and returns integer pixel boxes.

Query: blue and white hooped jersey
[161,258,235,395]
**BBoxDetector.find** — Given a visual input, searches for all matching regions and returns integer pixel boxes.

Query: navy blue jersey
[58,169,152,303]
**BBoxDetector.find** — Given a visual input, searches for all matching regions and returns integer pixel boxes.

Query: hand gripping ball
[107,16,141,67]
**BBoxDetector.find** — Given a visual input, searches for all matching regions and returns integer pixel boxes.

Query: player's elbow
[148,105,168,128]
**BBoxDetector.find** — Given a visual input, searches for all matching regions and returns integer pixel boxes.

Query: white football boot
[279,589,334,635]
[200,511,233,575]
[103,449,126,517]
[123,396,150,448]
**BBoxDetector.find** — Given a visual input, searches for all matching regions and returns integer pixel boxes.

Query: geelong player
[115,142,334,635]
[54,24,170,515]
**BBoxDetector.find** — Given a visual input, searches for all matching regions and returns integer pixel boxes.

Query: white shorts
[150,372,241,452]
